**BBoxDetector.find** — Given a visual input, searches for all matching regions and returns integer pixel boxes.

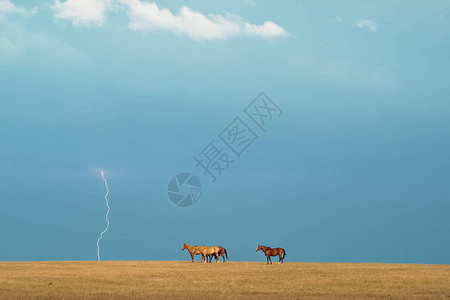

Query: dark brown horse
[256,245,286,264]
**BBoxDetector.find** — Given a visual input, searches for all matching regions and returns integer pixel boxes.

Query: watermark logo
[245,92,283,131]
[167,173,202,207]
[219,117,258,157]
[194,141,235,183]
[167,92,283,207]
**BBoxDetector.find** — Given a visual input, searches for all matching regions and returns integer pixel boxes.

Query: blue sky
[0,0,449,263]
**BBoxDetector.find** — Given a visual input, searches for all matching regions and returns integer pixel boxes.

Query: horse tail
[224,248,229,260]
[282,249,286,259]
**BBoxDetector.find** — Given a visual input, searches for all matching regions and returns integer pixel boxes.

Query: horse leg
[266,255,269,265]
[278,254,281,264]
[191,253,194,262]
[269,256,272,264]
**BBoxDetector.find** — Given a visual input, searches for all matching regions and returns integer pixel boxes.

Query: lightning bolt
[97,170,110,261]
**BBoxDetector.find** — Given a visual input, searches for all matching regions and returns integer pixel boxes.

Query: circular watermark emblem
[167,173,202,207]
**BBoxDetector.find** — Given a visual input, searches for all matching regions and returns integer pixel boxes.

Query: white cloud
[0,1,30,19]
[355,19,378,33]
[123,0,289,41]
[244,0,256,7]
[51,0,112,26]
[5,0,289,41]
[0,37,23,57]
[329,16,343,23]
[0,0,25,14]
[0,22,87,67]
[244,21,289,38]
[287,53,398,91]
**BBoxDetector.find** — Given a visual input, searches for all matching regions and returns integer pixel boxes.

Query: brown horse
[181,243,202,262]
[256,245,286,264]
[207,246,228,263]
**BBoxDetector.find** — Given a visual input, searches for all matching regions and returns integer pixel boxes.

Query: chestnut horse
[207,246,229,263]
[256,245,286,264]
[181,243,202,262]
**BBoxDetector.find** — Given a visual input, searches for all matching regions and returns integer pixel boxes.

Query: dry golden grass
[0,261,449,299]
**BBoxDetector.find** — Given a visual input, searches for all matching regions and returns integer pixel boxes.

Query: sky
[0,0,449,264]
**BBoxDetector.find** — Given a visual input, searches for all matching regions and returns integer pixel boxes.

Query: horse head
[256,245,262,252]
[182,243,188,251]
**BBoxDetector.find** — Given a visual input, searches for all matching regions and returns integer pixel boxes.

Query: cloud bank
[49,0,289,40]
[124,0,289,40]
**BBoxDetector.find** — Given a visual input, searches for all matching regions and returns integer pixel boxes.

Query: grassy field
[0,261,449,299]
